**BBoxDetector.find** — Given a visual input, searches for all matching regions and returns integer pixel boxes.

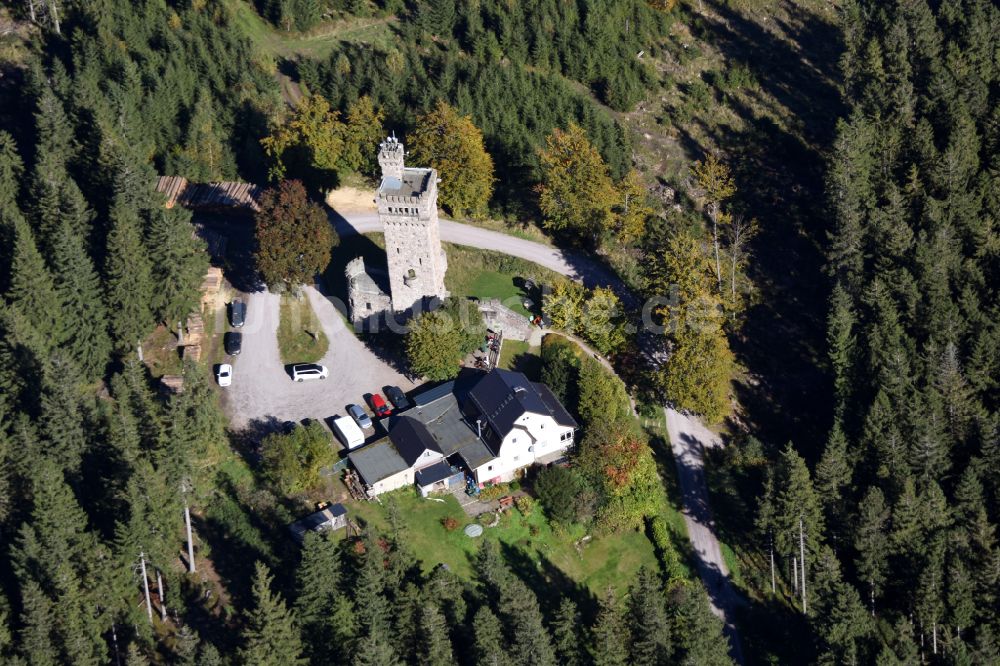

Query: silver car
[347,403,373,430]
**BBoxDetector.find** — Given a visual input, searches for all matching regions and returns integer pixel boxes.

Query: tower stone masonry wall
[376,138,448,312]
[345,137,450,325]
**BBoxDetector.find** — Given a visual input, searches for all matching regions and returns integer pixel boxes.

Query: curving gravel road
[665,407,745,663]
[222,285,418,431]
[331,211,627,291]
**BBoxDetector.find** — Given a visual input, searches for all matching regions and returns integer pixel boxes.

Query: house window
[487,465,493,471]
[513,456,519,462]
[366,302,372,310]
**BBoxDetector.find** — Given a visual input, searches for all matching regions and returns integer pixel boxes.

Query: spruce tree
[550,597,583,666]
[17,581,58,666]
[417,601,454,666]
[670,581,733,666]
[6,218,63,345]
[628,568,672,665]
[239,562,306,666]
[295,531,342,661]
[50,217,110,379]
[499,578,555,666]
[854,486,890,615]
[146,206,207,327]
[104,196,154,354]
[590,590,629,666]
[473,606,509,666]
[39,354,90,473]
[351,632,402,666]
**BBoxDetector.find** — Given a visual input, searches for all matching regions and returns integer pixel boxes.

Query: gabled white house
[463,369,578,484]
[346,369,578,497]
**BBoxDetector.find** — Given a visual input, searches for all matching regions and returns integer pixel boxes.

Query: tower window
[397,248,400,254]
[419,257,422,266]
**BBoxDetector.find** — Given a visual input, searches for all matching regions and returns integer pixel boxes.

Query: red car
[370,393,392,418]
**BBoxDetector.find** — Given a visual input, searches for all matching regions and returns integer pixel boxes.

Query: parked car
[384,385,411,411]
[291,363,328,381]
[224,331,242,355]
[332,416,365,449]
[369,393,392,418]
[230,299,246,327]
[216,363,232,387]
[347,403,373,430]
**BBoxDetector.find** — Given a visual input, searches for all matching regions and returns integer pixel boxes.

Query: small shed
[288,503,348,544]
[415,461,464,497]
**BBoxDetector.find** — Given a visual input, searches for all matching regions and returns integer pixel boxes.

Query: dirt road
[665,406,744,664]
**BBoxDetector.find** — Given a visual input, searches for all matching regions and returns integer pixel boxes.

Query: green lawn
[277,293,329,364]
[498,340,542,380]
[222,0,395,62]
[344,489,659,597]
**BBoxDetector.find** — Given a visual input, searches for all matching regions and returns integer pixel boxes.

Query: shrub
[515,496,535,517]
[647,515,682,580]
[535,466,591,526]
[478,484,510,501]
[441,516,460,531]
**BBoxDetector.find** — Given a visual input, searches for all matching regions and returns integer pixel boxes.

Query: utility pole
[139,551,153,623]
[156,570,167,621]
[792,556,798,594]
[769,535,776,594]
[182,479,196,573]
[137,339,144,362]
[799,517,807,614]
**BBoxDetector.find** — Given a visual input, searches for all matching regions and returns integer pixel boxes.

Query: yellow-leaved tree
[262,95,344,182]
[654,230,734,422]
[691,153,735,293]
[408,100,494,217]
[536,123,617,245]
[261,95,384,185]
[615,169,653,245]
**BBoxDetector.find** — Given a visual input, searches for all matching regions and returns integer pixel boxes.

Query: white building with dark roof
[346,369,578,497]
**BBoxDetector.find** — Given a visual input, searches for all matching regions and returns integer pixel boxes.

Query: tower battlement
[374,136,448,312]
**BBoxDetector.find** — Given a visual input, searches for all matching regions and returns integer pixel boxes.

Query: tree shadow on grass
[499,541,600,623]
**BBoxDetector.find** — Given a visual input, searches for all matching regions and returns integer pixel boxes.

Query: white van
[332,415,365,449]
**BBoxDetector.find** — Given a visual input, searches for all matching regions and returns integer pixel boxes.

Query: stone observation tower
[345,137,448,326]
[376,136,448,312]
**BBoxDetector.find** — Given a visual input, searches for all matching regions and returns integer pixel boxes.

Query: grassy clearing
[497,340,541,380]
[142,325,183,378]
[277,293,329,364]
[444,243,560,316]
[344,489,659,597]
[222,0,395,62]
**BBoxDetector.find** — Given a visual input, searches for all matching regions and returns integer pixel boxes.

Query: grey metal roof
[458,439,497,469]
[379,168,431,198]
[348,438,409,486]
[415,461,458,487]
[288,504,347,543]
[388,416,442,467]
[405,388,499,468]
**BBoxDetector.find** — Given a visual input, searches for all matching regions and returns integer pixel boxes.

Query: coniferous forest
[0,0,998,664]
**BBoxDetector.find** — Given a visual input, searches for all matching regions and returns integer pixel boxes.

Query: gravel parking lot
[221,284,418,432]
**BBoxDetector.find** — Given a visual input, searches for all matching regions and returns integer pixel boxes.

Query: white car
[216,363,233,387]
[292,363,329,382]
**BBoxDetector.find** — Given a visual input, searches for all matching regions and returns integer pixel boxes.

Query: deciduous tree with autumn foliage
[536,123,617,246]
[254,180,336,290]
[408,100,495,217]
